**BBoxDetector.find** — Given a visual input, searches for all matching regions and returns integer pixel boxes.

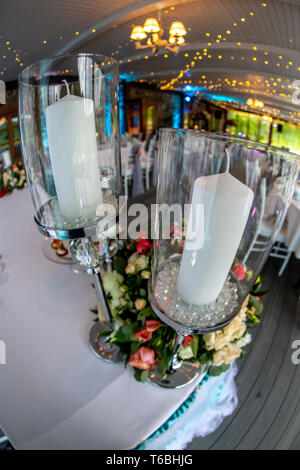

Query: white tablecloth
[0,189,236,450]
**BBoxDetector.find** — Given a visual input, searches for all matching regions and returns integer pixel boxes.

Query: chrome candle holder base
[147,280,232,389]
[89,321,124,363]
[148,361,205,389]
[146,327,204,389]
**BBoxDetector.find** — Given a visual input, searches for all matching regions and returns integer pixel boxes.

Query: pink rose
[135,329,152,343]
[170,223,182,238]
[232,264,245,281]
[136,239,153,255]
[183,335,195,347]
[135,298,147,310]
[145,319,161,332]
[129,346,157,370]
[137,231,148,240]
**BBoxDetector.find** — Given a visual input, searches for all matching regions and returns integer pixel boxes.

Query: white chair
[147,134,158,188]
[132,149,144,197]
[139,140,149,190]
[245,158,261,189]
[258,217,292,276]
[242,178,267,266]
[243,178,292,276]
[122,143,134,197]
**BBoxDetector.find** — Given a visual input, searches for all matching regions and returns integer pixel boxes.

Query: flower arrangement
[0,161,27,196]
[93,236,265,383]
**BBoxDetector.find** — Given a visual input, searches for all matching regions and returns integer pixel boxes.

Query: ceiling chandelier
[247,98,264,109]
[130,16,187,54]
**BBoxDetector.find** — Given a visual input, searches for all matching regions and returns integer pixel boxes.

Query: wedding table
[0,189,237,450]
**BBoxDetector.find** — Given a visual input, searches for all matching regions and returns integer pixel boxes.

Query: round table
[0,189,237,450]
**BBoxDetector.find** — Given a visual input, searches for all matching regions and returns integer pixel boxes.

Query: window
[0,105,21,160]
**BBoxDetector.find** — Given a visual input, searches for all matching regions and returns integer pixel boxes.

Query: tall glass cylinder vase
[19,53,124,362]
[148,129,299,387]
[19,53,122,237]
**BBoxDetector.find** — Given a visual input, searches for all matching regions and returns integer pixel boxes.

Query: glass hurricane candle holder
[19,53,124,363]
[148,129,299,388]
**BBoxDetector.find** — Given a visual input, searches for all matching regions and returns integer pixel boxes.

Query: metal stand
[147,332,204,389]
[34,201,125,364]
[147,280,231,389]
[69,236,124,363]
[89,321,123,363]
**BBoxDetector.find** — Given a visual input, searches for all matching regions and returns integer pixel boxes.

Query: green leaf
[100,330,111,337]
[257,273,266,283]
[140,370,149,383]
[163,354,172,368]
[113,256,127,275]
[199,352,210,364]
[137,306,153,320]
[191,335,199,358]
[209,363,230,376]
[133,369,141,381]
[116,323,137,343]
[130,341,141,354]
[247,314,260,325]
[133,368,149,382]
[139,288,147,298]
[240,350,246,360]
[157,359,167,375]
[249,296,264,316]
[253,289,269,297]
[151,336,162,348]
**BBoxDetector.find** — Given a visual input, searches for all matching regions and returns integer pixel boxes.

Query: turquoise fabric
[135,373,211,450]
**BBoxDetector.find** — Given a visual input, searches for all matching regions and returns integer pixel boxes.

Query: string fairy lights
[0,0,299,125]
[154,0,299,124]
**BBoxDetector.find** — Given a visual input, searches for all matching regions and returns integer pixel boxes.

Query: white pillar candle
[177,171,254,305]
[45,90,102,222]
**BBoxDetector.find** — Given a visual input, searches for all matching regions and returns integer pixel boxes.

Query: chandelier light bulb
[176,36,185,45]
[254,99,264,108]
[169,21,187,36]
[130,26,147,40]
[143,18,161,33]
[152,33,159,43]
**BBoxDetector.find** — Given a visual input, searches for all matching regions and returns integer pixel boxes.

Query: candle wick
[62,79,70,95]
[225,148,230,173]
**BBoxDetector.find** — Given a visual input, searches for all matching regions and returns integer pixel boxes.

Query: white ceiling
[1,0,300,122]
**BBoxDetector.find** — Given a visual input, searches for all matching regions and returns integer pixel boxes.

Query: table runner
[141,364,237,450]
[0,189,237,449]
